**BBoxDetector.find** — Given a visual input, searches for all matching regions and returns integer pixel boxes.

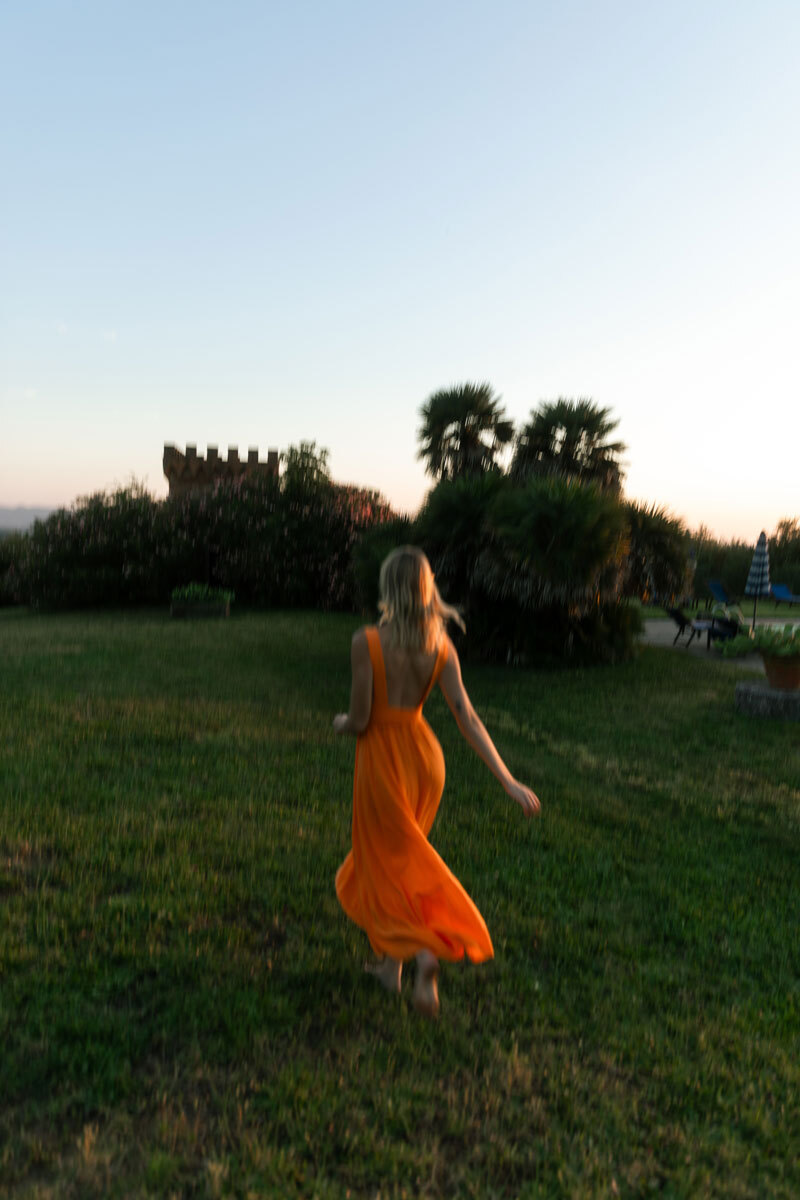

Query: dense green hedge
[350,516,415,613]
[6,470,796,664]
[0,532,27,606]
[9,478,393,613]
[0,474,646,662]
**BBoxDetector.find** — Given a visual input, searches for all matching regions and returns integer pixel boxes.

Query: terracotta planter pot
[761,655,800,691]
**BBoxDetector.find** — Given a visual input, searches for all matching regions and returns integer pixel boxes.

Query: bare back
[336,619,541,818]
[377,625,441,709]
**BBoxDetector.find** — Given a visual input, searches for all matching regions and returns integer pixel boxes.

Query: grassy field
[1,608,798,1198]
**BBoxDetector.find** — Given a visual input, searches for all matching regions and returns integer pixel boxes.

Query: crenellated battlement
[163,443,279,497]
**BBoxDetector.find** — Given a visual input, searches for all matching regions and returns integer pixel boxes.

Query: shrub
[160,474,282,606]
[771,519,800,593]
[480,476,629,609]
[0,531,28,606]
[351,516,416,615]
[20,484,162,611]
[414,474,636,664]
[16,474,394,613]
[623,502,688,603]
[721,624,800,659]
[691,533,753,602]
[510,600,642,667]
[170,583,234,605]
[414,472,507,608]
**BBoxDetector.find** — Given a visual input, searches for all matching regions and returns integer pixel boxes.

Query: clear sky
[2,1,798,541]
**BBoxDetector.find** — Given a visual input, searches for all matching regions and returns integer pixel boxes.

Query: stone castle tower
[163,443,279,498]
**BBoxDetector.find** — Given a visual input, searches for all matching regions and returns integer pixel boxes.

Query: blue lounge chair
[708,580,736,607]
[771,583,800,607]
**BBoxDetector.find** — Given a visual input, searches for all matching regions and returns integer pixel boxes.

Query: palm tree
[623,501,688,602]
[417,382,514,480]
[510,398,626,492]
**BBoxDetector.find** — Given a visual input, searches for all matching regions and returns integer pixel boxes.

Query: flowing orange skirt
[335,628,493,964]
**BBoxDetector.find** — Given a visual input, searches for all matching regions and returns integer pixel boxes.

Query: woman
[334,546,540,1017]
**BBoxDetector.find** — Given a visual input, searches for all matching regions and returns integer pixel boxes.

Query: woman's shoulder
[350,626,375,658]
[352,624,378,641]
[439,631,457,657]
[437,632,461,674]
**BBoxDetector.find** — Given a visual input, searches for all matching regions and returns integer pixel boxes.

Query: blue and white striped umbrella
[744,530,770,629]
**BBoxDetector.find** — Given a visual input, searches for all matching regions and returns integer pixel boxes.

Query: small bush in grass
[170,583,235,606]
[721,624,800,659]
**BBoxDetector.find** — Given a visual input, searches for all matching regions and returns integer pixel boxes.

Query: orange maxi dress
[335,627,493,964]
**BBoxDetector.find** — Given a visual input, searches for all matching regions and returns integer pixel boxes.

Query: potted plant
[721,624,800,691]
[170,582,234,619]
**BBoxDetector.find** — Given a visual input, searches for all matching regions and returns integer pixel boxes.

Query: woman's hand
[332,712,350,735]
[505,779,541,817]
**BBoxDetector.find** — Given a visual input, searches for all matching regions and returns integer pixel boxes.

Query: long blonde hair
[378,546,465,652]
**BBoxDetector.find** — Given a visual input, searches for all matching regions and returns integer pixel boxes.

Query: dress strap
[419,636,449,706]
[365,627,388,709]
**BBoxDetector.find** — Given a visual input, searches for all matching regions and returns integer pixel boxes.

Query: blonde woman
[334,546,540,1017]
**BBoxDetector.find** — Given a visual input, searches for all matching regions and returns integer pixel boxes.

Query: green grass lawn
[1,609,798,1198]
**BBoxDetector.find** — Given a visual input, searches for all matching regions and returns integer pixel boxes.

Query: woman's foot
[364,957,402,994]
[413,950,440,1018]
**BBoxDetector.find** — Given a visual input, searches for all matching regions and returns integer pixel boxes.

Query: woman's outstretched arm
[438,637,541,818]
[333,628,373,736]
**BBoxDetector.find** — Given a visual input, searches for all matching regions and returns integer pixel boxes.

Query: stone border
[735,681,800,720]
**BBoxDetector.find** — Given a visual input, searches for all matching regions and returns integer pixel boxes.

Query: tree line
[1,389,797,664]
